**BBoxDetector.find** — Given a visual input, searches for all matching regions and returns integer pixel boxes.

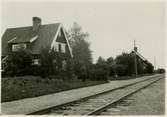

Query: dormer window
[12,43,26,52]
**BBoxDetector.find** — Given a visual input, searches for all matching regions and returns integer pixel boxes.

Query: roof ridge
[6,26,32,30]
[6,23,61,30]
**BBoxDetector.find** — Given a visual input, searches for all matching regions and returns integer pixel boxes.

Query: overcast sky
[1,0,165,68]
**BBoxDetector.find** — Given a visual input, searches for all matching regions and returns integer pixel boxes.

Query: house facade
[2,17,73,71]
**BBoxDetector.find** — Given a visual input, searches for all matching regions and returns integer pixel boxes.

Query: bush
[157,68,165,74]
[90,65,108,81]
[4,49,32,77]
[31,66,42,76]
[108,66,115,76]
[115,64,127,76]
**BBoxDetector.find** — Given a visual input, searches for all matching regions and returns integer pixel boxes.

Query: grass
[1,76,108,102]
[2,73,155,102]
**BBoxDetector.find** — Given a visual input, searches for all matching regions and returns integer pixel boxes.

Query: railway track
[30,75,164,115]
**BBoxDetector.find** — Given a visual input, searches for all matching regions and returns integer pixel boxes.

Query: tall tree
[106,57,114,65]
[96,56,106,66]
[106,57,115,76]
[67,22,92,80]
[68,22,92,63]
[115,52,134,76]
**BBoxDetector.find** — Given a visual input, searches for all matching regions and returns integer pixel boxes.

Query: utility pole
[134,40,138,78]
[154,56,156,70]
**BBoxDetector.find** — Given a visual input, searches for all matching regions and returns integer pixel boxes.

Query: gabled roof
[2,23,73,57]
[131,50,151,65]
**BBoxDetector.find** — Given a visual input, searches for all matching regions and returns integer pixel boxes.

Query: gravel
[101,78,165,115]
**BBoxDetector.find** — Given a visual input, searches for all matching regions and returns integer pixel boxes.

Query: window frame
[32,58,40,65]
[12,43,26,52]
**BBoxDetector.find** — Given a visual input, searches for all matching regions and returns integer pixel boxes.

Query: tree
[67,22,92,81]
[68,22,92,63]
[106,57,115,76]
[91,56,109,81]
[115,52,134,76]
[96,56,106,66]
[157,68,165,73]
[106,57,114,65]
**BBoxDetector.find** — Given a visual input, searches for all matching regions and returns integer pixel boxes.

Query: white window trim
[53,42,66,53]
[32,59,40,65]
[12,43,26,52]
[8,37,17,43]
[61,43,66,53]
[30,35,38,43]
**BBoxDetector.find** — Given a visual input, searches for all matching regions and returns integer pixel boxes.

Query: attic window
[12,43,26,52]
[61,44,66,53]
[57,43,65,53]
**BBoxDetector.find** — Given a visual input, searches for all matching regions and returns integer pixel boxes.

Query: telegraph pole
[134,40,138,78]
[154,56,156,70]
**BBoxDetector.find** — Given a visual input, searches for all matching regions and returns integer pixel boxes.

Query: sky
[1,0,166,68]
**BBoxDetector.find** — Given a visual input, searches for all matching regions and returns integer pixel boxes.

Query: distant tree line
[2,22,155,81]
[95,52,154,79]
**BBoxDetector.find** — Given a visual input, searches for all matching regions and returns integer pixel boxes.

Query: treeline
[95,53,154,79]
[2,22,155,81]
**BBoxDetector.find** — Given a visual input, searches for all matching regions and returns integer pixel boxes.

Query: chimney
[33,17,41,31]
[134,46,138,52]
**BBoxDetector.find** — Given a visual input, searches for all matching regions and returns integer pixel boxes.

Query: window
[54,42,66,53]
[58,44,62,52]
[12,43,26,52]
[61,44,66,53]
[32,59,40,65]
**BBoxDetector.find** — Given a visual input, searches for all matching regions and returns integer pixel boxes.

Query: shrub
[115,64,127,76]
[90,65,108,81]
[5,49,32,77]
[157,68,165,74]
[108,66,115,76]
